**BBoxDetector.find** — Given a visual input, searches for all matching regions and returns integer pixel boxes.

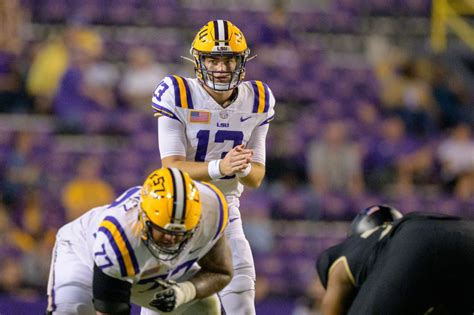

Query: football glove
[149,280,196,312]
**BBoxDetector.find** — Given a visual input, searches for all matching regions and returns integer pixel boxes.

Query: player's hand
[149,281,196,313]
[150,287,177,312]
[220,144,253,176]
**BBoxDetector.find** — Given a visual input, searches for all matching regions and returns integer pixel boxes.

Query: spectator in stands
[13,187,56,292]
[26,26,76,113]
[0,201,35,255]
[53,27,118,133]
[0,0,30,113]
[61,156,114,221]
[431,62,473,130]
[375,53,436,138]
[353,100,381,141]
[436,123,474,200]
[0,0,24,56]
[2,131,42,212]
[119,46,167,111]
[363,115,429,195]
[307,120,365,197]
[240,191,274,254]
[0,255,33,298]
[266,122,307,182]
[270,170,319,221]
[257,1,294,46]
[395,59,437,137]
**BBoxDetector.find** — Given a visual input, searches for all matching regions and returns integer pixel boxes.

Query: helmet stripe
[213,20,219,46]
[216,20,226,46]
[169,168,185,223]
[223,20,229,42]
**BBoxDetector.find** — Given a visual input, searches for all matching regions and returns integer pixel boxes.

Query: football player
[317,205,474,314]
[152,20,275,315]
[46,168,232,315]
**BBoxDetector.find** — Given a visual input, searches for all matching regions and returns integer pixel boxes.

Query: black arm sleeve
[93,264,132,315]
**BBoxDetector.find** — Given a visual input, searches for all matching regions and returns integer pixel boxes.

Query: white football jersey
[55,181,228,308]
[152,76,275,202]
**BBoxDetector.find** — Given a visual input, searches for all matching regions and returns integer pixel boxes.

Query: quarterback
[46,168,232,315]
[152,20,275,314]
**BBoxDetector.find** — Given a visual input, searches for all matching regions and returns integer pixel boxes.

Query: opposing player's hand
[220,144,253,176]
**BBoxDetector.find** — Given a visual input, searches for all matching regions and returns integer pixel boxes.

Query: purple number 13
[195,130,244,162]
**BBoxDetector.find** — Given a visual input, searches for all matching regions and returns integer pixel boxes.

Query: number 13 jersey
[152,76,275,202]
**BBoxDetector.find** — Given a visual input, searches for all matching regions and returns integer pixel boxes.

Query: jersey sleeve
[261,84,275,126]
[92,215,140,282]
[158,115,187,158]
[151,75,194,124]
[246,123,268,165]
[249,80,276,127]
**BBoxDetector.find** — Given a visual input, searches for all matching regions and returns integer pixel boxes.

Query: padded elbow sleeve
[93,264,132,314]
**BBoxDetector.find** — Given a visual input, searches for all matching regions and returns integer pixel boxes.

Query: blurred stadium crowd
[0,0,473,313]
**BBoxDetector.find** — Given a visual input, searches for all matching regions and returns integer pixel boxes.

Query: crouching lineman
[46,167,232,315]
[317,205,474,314]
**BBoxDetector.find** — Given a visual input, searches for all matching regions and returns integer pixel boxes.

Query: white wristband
[208,159,223,180]
[173,281,196,308]
[237,163,252,178]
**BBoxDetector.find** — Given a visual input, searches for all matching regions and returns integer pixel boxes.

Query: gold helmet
[190,20,250,91]
[139,168,201,260]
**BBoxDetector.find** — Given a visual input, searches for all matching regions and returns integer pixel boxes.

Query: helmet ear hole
[349,205,403,236]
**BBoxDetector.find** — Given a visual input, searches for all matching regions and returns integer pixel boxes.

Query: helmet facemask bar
[141,214,196,261]
[193,51,249,92]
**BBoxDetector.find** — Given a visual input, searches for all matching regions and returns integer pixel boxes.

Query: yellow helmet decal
[140,168,201,232]
[192,20,248,54]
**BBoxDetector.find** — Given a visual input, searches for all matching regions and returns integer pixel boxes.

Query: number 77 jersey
[151,75,275,199]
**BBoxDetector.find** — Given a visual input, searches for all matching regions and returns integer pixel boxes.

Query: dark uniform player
[317,205,474,315]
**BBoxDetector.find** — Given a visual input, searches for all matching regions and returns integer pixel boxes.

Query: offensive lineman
[152,20,275,315]
[46,168,232,314]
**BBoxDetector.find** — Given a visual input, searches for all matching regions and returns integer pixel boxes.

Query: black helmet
[349,205,403,235]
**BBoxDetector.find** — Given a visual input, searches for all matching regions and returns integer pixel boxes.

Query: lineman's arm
[93,264,132,315]
[191,234,233,298]
[149,236,233,312]
[321,260,356,315]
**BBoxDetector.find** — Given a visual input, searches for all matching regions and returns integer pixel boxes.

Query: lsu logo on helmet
[139,168,201,260]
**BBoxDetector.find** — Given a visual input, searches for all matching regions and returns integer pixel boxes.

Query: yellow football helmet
[190,20,250,91]
[139,167,201,260]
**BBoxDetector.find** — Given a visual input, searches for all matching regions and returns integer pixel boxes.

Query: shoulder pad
[249,80,274,114]
[200,182,228,240]
[94,215,140,278]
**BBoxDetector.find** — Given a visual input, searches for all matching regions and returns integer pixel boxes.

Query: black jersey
[317,224,391,289]
[317,212,474,314]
